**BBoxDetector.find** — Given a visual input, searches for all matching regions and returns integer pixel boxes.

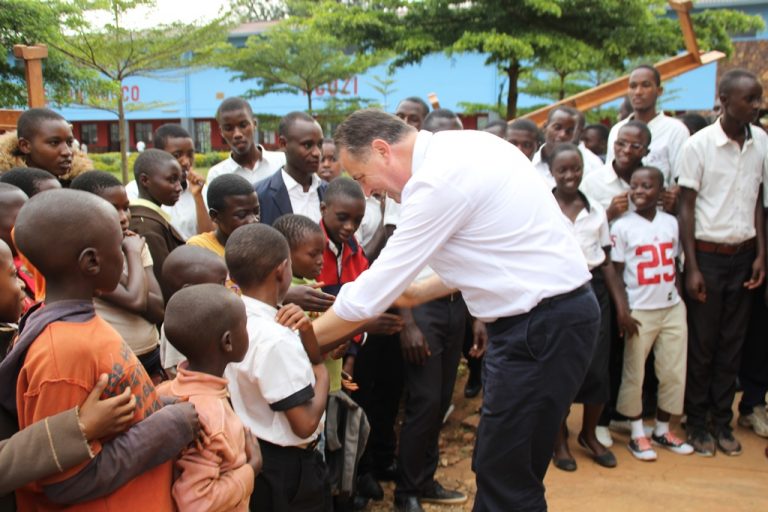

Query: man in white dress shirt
[605,65,689,187]
[205,97,286,189]
[312,110,600,511]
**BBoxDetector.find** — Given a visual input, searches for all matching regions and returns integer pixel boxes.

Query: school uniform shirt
[606,112,689,185]
[334,130,590,324]
[611,211,681,311]
[531,144,601,188]
[356,195,398,247]
[15,316,170,511]
[281,169,322,224]
[187,231,225,258]
[225,295,322,447]
[579,142,605,170]
[557,192,610,270]
[126,180,198,240]
[580,160,632,215]
[94,245,159,357]
[157,363,253,512]
[676,119,768,244]
[206,147,286,189]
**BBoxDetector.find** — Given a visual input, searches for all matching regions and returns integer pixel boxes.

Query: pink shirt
[156,363,253,512]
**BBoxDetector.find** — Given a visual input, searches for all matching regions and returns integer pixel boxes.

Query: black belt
[437,292,461,303]
[537,283,591,308]
[260,437,320,452]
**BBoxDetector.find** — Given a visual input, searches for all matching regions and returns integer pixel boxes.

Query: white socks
[654,420,670,437]
[631,419,646,439]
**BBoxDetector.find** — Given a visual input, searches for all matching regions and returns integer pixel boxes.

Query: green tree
[232,0,287,22]
[52,0,229,183]
[216,20,382,114]
[0,0,102,108]
[368,74,397,112]
[310,0,763,119]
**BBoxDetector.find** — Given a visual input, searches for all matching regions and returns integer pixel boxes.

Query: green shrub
[89,151,228,181]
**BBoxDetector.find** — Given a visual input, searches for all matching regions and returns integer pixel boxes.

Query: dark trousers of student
[250,440,332,512]
[685,249,755,431]
[739,282,768,414]
[472,285,599,512]
[351,331,404,477]
[395,295,466,501]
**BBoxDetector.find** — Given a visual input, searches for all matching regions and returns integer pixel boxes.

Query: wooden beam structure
[0,44,48,133]
[520,0,724,125]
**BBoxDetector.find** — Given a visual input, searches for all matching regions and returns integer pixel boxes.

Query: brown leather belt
[695,238,756,256]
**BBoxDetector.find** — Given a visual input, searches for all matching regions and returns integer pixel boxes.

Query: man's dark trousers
[472,285,599,512]
[396,295,466,500]
[685,249,755,431]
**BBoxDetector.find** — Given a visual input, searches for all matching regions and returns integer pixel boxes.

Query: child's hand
[340,369,359,392]
[365,313,404,335]
[469,319,488,358]
[79,374,136,441]
[606,192,629,221]
[122,233,145,254]
[276,304,312,333]
[617,309,641,338]
[342,356,355,380]
[284,284,335,312]
[244,428,262,474]
[187,169,206,198]
[329,341,350,360]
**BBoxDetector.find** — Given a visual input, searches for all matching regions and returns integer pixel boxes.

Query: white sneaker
[628,436,657,461]
[738,405,768,438]
[652,432,694,455]
[595,426,614,447]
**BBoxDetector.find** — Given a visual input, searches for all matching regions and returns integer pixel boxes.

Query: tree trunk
[118,87,128,184]
[505,61,520,120]
[307,90,313,115]
[558,72,566,100]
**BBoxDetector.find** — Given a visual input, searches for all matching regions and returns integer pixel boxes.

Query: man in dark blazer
[255,111,327,226]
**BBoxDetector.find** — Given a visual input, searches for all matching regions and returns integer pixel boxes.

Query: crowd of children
[0,63,765,512]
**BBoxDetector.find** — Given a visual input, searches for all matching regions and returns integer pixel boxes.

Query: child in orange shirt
[6,189,190,511]
[157,284,261,512]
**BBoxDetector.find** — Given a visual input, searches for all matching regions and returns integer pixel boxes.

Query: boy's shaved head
[153,124,191,149]
[0,167,59,197]
[633,165,664,188]
[70,170,122,195]
[16,108,66,140]
[273,214,322,250]
[621,120,652,148]
[14,189,121,276]
[164,283,245,361]
[133,148,177,180]
[225,223,288,288]
[216,97,254,121]
[508,118,539,135]
[0,183,28,203]
[324,176,365,205]
[279,111,316,137]
[161,245,228,300]
[207,174,256,212]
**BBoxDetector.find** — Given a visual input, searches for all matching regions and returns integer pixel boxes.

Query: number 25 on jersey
[636,242,675,286]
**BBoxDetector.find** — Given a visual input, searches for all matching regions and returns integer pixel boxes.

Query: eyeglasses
[615,140,645,151]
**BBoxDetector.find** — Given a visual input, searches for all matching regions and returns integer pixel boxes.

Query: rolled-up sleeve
[334,176,471,322]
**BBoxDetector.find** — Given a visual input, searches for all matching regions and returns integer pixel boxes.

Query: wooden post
[12,44,48,108]
[669,0,701,63]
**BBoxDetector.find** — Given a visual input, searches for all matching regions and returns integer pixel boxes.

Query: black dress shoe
[421,481,468,504]
[552,452,577,472]
[393,496,424,512]
[577,434,617,468]
[352,495,369,511]
[464,378,482,398]
[357,473,384,501]
[374,460,399,481]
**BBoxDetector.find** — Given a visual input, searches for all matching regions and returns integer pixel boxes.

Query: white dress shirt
[676,119,768,244]
[356,196,385,247]
[281,169,322,223]
[560,194,610,270]
[611,211,681,310]
[125,180,195,240]
[205,146,286,191]
[580,161,632,215]
[334,130,591,324]
[606,112,689,185]
[225,295,322,447]
[532,144,600,188]
[579,142,606,170]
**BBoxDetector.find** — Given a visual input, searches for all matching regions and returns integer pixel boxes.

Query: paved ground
[366,365,768,511]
